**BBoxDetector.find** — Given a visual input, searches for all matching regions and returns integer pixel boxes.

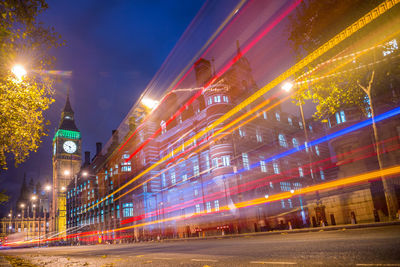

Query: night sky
[0,0,204,213]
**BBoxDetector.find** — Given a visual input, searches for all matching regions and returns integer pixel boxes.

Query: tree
[0,191,8,204]
[287,0,400,219]
[0,0,62,169]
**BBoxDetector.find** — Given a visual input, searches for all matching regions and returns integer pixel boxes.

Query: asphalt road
[1,225,400,266]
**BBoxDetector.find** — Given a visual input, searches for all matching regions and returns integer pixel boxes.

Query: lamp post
[281,81,317,227]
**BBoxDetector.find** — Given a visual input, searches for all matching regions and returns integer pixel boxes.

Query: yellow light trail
[86,165,400,237]
[85,0,399,212]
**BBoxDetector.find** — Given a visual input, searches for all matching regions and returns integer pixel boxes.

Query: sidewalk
[0,256,11,267]
[158,220,400,243]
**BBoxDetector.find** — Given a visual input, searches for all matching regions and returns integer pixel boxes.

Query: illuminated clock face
[63,141,77,154]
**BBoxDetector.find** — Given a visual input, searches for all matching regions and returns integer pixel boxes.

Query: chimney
[96,142,102,156]
[84,151,90,165]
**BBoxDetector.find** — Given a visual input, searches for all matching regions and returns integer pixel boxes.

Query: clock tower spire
[52,92,82,236]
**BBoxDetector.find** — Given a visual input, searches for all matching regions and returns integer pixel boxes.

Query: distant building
[0,177,50,243]
[52,93,82,236]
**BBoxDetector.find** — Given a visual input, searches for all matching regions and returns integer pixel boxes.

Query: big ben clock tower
[52,93,82,235]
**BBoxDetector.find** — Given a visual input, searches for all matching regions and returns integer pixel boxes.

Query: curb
[157,220,400,243]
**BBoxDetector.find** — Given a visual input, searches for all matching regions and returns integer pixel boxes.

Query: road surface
[1,225,400,266]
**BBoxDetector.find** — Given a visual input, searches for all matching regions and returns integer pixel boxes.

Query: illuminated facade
[52,95,82,236]
[66,44,332,243]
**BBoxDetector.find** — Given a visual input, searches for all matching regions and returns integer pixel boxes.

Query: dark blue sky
[1,0,204,212]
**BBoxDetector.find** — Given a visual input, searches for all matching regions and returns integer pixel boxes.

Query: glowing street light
[64,170,70,176]
[20,203,25,208]
[264,194,269,199]
[45,185,51,192]
[31,195,37,201]
[82,171,88,177]
[141,97,159,110]
[281,81,294,92]
[11,64,27,81]
[60,186,66,192]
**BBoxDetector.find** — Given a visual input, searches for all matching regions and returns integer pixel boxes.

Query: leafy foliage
[288,0,400,121]
[0,0,63,169]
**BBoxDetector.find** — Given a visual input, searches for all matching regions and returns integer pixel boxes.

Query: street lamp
[64,170,70,176]
[82,171,88,177]
[11,64,27,81]
[31,195,37,201]
[61,186,66,192]
[20,203,25,208]
[281,81,294,92]
[44,185,51,192]
[141,97,159,110]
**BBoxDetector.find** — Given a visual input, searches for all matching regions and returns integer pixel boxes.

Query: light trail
[85,1,302,212]
[13,164,400,247]
[115,31,397,203]
[119,137,400,225]
[117,0,249,153]
[85,0,398,213]
[124,0,303,163]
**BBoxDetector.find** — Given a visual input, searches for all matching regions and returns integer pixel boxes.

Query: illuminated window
[195,204,201,213]
[315,145,320,156]
[242,153,249,170]
[123,203,133,217]
[239,127,246,137]
[161,120,167,134]
[260,160,267,172]
[193,159,200,176]
[299,121,303,129]
[221,155,230,166]
[292,138,299,147]
[288,199,293,208]
[298,166,304,177]
[336,110,346,124]
[182,174,187,182]
[280,182,291,192]
[223,96,229,103]
[205,154,210,172]
[309,125,313,132]
[288,117,293,125]
[263,111,268,119]
[281,200,285,208]
[171,170,176,184]
[214,200,220,211]
[214,95,221,103]
[293,182,301,190]
[273,161,280,174]
[212,158,219,168]
[207,97,212,105]
[365,96,372,118]
[278,134,287,147]
[256,130,262,142]
[383,39,398,56]
[116,205,120,219]
[206,202,212,213]
[275,112,280,121]
[320,168,325,180]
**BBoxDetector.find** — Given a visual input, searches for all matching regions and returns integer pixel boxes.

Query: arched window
[292,138,299,147]
[278,134,287,147]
